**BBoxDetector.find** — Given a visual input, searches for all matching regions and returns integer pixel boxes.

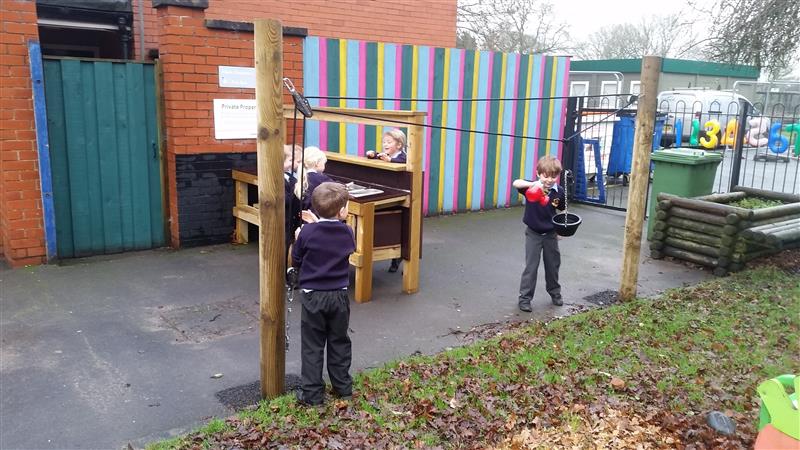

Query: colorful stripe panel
[302,37,570,215]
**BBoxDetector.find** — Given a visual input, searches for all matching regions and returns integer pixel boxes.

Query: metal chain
[285,282,293,352]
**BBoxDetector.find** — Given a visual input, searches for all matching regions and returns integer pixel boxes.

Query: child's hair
[284,144,302,169]
[295,146,327,198]
[311,182,349,219]
[383,129,407,151]
[302,146,327,169]
[536,156,562,176]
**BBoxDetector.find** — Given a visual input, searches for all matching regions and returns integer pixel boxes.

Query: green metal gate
[43,58,165,258]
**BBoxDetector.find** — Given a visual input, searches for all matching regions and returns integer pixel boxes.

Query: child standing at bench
[367,129,407,272]
[292,182,356,406]
[296,146,333,211]
[284,144,303,255]
[366,128,407,164]
[512,156,567,312]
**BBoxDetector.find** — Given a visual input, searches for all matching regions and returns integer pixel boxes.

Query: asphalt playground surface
[0,205,712,449]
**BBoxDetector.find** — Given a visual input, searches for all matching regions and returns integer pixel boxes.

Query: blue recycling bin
[607,113,665,176]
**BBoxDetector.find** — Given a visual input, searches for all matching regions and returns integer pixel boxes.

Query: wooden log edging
[650,189,799,276]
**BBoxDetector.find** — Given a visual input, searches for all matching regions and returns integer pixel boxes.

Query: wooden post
[403,115,424,294]
[619,56,661,302]
[254,19,285,399]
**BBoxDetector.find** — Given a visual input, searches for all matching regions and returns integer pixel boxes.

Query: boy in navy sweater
[292,182,356,406]
[512,156,567,312]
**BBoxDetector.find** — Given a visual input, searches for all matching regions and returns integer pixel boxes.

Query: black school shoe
[388,259,400,273]
[518,301,532,312]
[551,295,563,306]
[295,390,324,407]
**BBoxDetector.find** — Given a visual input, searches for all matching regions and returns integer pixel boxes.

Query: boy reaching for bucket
[512,156,567,312]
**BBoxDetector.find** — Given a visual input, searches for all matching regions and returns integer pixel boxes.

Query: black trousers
[300,289,352,404]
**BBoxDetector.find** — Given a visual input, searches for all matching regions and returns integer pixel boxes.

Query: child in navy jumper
[366,128,408,164]
[292,182,356,406]
[296,146,333,212]
[284,144,303,257]
[512,156,567,312]
[366,129,407,272]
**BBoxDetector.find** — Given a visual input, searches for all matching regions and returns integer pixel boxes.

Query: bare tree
[575,14,701,60]
[457,0,571,54]
[701,0,800,78]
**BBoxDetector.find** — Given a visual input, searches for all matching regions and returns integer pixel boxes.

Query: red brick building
[0,0,456,267]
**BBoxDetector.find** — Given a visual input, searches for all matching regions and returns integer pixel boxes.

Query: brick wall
[134,0,456,55]
[175,152,256,246]
[0,0,46,267]
[156,4,304,246]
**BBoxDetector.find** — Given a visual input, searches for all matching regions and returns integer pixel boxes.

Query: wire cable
[307,93,632,103]
[317,108,566,143]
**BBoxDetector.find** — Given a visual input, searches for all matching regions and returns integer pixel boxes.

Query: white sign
[218,66,255,88]
[213,99,257,140]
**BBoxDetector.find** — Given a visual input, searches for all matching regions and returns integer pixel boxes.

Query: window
[630,81,641,95]
[600,81,621,108]
[570,81,589,97]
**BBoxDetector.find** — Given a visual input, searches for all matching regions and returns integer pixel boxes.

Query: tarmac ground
[0,205,711,449]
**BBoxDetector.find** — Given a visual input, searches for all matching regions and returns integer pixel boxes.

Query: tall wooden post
[254,19,285,399]
[619,56,661,302]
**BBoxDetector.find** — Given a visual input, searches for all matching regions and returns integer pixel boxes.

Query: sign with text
[213,99,257,140]
[218,66,255,88]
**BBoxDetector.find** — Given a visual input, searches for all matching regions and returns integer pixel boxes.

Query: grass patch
[148,266,799,449]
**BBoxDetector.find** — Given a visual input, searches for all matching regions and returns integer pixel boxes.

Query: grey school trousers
[518,227,561,304]
[300,290,352,405]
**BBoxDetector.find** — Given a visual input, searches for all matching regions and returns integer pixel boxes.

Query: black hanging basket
[552,212,582,237]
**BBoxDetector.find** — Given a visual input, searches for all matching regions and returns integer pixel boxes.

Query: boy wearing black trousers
[291,182,355,406]
[512,156,567,312]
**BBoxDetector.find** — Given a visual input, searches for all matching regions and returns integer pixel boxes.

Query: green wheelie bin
[647,149,723,239]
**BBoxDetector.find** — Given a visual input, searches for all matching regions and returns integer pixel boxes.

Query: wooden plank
[44,60,74,257]
[354,202,375,302]
[325,151,408,172]
[61,59,92,257]
[28,42,58,261]
[733,186,800,204]
[694,191,747,203]
[113,63,135,251]
[619,56,660,301]
[350,245,401,267]
[403,114,423,294]
[143,63,165,247]
[657,193,752,218]
[233,181,252,243]
[126,63,153,249]
[81,61,104,254]
[750,202,800,221]
[93,61,123,253]
[154,59,170,246]
[255,19,285,400]
[663,206,728,226]
[232,168,258,184]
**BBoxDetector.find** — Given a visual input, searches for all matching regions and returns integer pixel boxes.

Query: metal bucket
[552,212,582,237]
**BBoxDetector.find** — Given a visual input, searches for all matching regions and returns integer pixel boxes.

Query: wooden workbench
[232,106,425,303]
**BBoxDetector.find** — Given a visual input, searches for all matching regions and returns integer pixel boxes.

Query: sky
[549,0,800,79]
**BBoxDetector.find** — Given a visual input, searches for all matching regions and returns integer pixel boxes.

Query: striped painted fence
[302,36,570,215]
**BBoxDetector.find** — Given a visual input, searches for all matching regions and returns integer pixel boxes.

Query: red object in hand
[525,185,550,205]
